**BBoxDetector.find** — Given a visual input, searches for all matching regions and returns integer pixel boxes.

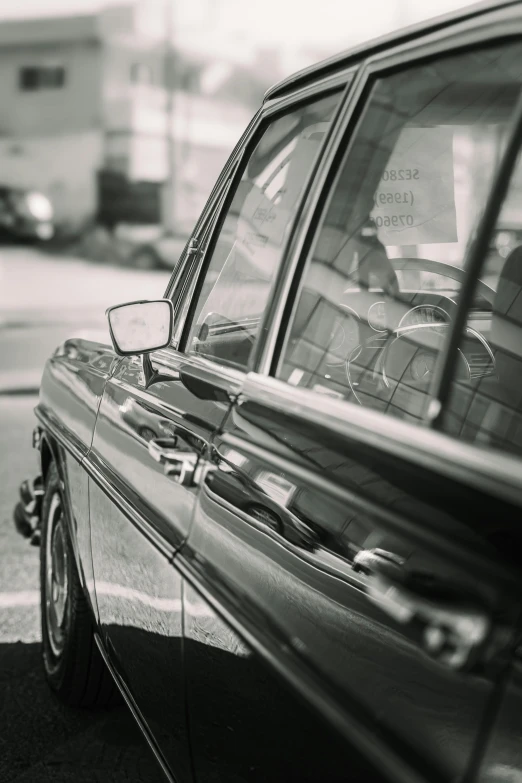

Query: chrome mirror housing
[106,299,174,356]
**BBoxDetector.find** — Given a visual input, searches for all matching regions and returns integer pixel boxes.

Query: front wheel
[40,462,119,707]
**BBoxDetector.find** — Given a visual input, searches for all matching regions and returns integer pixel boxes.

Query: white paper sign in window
[371,127,457,245]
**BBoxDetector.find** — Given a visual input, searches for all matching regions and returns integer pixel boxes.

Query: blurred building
[0,2,255,233]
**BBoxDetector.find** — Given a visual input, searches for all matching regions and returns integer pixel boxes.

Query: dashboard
[318,285,496,417]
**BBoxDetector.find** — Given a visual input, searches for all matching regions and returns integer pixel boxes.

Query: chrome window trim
[166,71,354,377]
[262,70,352,115]
[152,348,246,397]
[163,109,262,304]
[169,164,240,349]
[262,1,519,102]
[241,372,522,508]
[363,3,522,74]
[257,64,368,377]
[265,8,522,414]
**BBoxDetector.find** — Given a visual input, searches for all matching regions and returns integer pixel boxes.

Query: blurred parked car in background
[0,185,54,242]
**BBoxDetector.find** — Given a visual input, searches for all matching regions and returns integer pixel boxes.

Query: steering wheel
[390,258,496,305]
[345,256,496,412]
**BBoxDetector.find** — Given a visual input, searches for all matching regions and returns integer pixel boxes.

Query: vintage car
[13,2,522,781]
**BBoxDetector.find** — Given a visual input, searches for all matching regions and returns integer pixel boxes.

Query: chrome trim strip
[241,372,522,506]
[34,405,86,464]
[262,1,515,101]
[263,69,354,114]
[261,65,369,377]
[220,428,519,591]
[363,4,522,74]
[175,551,424,783]
[163,112,261,303]
[152,349,246,396]
[83,453,175,561]
[94,633,176,783]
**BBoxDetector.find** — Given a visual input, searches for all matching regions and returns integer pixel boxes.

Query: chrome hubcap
[45,493,68,657]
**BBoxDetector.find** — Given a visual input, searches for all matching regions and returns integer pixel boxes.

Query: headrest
[491,245,522,359]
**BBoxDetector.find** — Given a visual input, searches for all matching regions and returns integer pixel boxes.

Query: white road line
[95,581,183,613]
[0,590,39,608]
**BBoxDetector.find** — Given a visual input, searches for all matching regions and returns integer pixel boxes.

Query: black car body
[0,185,54,241]
[14,3,522,781]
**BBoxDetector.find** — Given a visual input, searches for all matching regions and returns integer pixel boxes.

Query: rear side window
[184,90,343,371]
[277,42,522,425]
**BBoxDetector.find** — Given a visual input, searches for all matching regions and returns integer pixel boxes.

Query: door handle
[365,566,491,671]
[148,438,214,487]
[148,437,179,463]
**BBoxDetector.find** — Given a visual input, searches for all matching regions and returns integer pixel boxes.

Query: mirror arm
[142,353,178,389]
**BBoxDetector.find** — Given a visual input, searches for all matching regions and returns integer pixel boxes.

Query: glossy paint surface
[182,388,522,783]
[89,484,191,781]
[38,338,116,457]
[476,649,522,783]
[37,337,117,613]
[182,578,367,783]
[88,354,234,778]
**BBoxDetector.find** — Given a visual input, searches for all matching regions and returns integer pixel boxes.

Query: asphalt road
[0,246,170,782]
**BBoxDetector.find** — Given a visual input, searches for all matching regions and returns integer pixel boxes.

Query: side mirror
[106,299,173,356]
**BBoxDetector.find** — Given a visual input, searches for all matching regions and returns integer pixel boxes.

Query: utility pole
[163,0,176,235]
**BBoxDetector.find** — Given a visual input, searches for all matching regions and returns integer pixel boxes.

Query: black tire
[40,462,120,707]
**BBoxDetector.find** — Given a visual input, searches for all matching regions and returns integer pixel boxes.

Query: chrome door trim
[152,349,246,398]
[35,404,86,464]
[256,64,368,377]
[94,633,176,783]
[241,372,522,513]
[84,451,176,561]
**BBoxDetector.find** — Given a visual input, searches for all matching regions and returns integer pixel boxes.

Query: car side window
[277,42,522,425]
[441,147,522,457]
[184,91,342,370]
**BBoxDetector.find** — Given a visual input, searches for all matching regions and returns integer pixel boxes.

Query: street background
[0,0,481,780]
[0,247,168,781]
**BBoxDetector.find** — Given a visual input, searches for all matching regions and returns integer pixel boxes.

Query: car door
[87,85,345,782]
[179,21,522,783]
[170,85,365,783]
[87,304,234,778]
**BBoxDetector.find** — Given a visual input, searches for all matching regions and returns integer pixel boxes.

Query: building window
[130,62,154,85]
[19,65,66,91]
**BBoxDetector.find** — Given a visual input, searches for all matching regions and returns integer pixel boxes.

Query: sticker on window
[371,127,457,245]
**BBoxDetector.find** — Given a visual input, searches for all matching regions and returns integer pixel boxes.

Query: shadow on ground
[0,641,164,783]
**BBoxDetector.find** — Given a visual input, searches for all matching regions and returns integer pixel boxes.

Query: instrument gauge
[367,301,387,332]
[399,305,449,329]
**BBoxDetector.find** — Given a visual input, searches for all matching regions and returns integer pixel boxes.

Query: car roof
[264,0,518,101]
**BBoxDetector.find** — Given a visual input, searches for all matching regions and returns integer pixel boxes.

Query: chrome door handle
[148,438,214,487]
[148,437,179,464]
[366,571,491,671]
